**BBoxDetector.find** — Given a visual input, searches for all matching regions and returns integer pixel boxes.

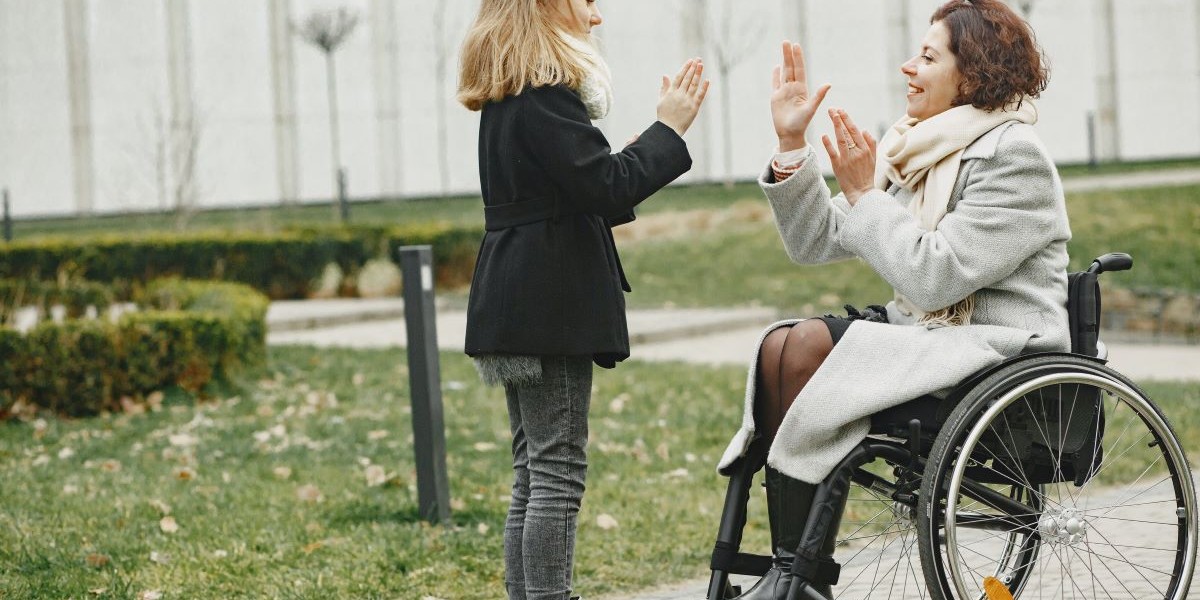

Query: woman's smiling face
[900,21,963,120]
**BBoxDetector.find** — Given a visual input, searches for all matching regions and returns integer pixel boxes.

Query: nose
[590,7,602,26]
[900,57,917,76]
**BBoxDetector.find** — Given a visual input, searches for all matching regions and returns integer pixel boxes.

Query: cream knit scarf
[874,99,1038,327]
[559,31,612,120]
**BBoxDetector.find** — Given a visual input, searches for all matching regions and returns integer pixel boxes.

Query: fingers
[781,41,793,83]
[821,134,839,163]
[696,79,711,104]
[772,65,781,91]
[839,109,867,149]
[687,61,705,93]
[672,58,697,90]
[864,130,877,155]
[790,43,806,87]
[660,75,669,97]
[811,83,831,110]
[829,109,864,153]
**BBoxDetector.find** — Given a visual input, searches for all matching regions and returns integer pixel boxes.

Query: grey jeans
[503,355,593,600]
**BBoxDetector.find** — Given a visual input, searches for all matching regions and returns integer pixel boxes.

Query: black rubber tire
[915,354,1194,599]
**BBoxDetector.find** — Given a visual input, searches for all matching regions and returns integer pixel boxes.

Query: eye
[921,54,934,63]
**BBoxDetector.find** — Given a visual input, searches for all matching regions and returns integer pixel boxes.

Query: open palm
[771,41,830,149]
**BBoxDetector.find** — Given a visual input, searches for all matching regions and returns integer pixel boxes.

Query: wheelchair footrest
[710,542,773,576]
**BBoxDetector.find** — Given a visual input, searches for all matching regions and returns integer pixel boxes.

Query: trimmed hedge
[1,280,115,323]
[0,223,483,300]
[0,279,267,417]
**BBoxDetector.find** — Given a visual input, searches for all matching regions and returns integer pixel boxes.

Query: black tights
[754,319,835,447]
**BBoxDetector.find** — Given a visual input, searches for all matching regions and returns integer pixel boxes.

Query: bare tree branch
[296,7,360,53]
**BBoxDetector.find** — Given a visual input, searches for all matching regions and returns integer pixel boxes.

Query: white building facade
[2,0,1199,217]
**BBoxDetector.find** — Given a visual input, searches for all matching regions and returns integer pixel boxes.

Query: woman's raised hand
[822,108,877,206]
[657,58,711,137]
[772,41,831,152]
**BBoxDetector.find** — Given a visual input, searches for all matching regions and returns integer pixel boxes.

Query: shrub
[0,279,115,323]
[0,223,484,300]
[0,279,268,417]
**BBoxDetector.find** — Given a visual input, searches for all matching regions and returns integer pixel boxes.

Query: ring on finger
[846,142,858,150]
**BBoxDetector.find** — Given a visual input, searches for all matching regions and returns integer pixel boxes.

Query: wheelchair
[706,253,1198,600]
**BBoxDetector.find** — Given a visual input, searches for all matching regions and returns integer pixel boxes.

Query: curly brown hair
[931,0,1050,111]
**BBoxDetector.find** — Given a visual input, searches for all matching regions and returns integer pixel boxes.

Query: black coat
[464,84,692,367]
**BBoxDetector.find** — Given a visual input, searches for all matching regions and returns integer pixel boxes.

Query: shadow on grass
[323,498,502,529]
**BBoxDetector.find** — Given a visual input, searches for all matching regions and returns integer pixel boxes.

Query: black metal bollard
[398,245,451,523]
[337,167,350,223]
[2,188,11,242]
[1086,112,1097,171]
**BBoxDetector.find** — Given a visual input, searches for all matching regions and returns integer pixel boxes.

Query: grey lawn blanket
[717,318,1032,484]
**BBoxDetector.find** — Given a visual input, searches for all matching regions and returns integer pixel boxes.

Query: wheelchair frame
[705,253,1199,600]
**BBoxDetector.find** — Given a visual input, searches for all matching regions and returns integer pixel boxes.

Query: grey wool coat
[717,121,1073,483]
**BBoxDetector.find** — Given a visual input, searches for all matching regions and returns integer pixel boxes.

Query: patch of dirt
[611,200,772,245]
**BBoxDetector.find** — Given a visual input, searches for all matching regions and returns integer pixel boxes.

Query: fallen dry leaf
[175,467,196,481]
[85,553,110,568]
[296,484,323,503]
[159,516,179,534]
[367,430,388,441]
[149,499,172,515]
[146,391,164,411]
[100,459,122,473]
[596,514,619,530]
[273,466,293,480]
[168,433,199,447]
[149,551,170,565]
[138,591,162,600]
[365,465,387,487]
[121,397,146,415]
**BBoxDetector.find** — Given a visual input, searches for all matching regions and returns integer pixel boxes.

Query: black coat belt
[484,196,571,231]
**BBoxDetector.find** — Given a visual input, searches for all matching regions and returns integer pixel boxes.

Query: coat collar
[961,121,1019,161]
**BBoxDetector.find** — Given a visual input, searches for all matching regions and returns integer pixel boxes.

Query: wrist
[778,136,806,152]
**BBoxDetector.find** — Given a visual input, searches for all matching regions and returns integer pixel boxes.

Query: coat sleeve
[758,145,856,264]
[518,85,693,218]
[838,138,1069,312]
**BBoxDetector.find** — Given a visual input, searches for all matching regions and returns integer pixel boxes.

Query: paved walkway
[1061,167,1200,193]
[267,299,1200,382]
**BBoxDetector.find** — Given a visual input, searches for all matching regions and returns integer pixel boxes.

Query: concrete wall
[2,0,1199,217]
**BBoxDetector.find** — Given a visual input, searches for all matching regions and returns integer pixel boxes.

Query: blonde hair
[457,0,591,111]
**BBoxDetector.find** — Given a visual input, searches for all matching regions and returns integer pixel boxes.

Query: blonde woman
[457,1,709,598]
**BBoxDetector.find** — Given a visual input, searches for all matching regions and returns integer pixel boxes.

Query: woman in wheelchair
[710,1,1197,599]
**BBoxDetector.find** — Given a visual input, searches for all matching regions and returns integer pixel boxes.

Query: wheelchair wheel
[917,355,1197,599]
[828,463,932,598]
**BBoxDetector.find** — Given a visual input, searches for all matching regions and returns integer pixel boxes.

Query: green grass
[1,351,1198,598]
[0,348,765,599]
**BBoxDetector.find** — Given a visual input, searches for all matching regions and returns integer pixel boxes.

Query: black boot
[732,467,815,600]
